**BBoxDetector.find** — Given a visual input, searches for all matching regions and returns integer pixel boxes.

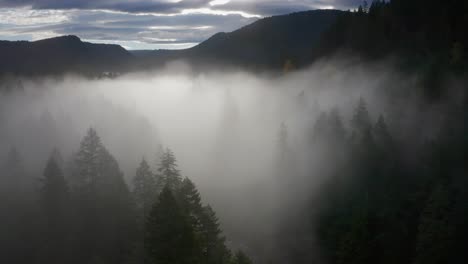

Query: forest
[1,90,466,264]
[1,0,468,264]
[0,128,253,264]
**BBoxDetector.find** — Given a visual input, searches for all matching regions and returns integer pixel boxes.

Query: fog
[0,58,457,262]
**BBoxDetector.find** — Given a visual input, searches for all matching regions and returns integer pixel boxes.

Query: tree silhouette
[146,186,197,264]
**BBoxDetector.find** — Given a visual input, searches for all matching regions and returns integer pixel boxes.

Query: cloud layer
[0,0,361,49]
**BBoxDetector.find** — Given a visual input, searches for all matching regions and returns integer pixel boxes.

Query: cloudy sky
[0,0,360,50]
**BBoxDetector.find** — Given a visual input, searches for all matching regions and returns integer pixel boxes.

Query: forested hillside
[136,10,342,70]
[275,1,468,263]
[0,129,253,264]
[314,0,468,98]
[1,1,468,264]
[274,97,468,263]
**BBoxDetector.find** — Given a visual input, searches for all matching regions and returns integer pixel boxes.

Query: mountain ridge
[135,9,343,70]
[0,9,343,76]
[0,35,133,76]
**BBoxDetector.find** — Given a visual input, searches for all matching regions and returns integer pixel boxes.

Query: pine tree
[178,178,232,264]
[39,152,70,264]
[178,178,204,263]
[145,186,196,264]
[179,178,204,228]
[71,128,135,264]
[157,148,182,190]
[133,158,157,218]
[200,205,231,264]
[72,128,103,192]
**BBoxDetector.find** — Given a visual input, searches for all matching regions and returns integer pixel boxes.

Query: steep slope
[138,9,343,70]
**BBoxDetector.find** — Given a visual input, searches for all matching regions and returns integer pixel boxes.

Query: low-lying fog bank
[0,58,461,262]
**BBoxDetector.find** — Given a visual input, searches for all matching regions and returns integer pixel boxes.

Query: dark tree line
[0,128,253,264]
[313,0,468,99]
[273,94,468,264]
[292,2,468,262]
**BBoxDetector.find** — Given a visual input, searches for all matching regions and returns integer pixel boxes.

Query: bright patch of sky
[0,1,361,49]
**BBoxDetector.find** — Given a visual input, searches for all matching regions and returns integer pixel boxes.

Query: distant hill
[136,10,343,70]
[0,35,133,76]
[0,10,343,76]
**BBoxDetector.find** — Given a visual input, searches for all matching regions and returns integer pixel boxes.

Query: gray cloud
[0,0,361,14]
[0,0,361,49]
[212,0,361,16]
[0,8,256,49]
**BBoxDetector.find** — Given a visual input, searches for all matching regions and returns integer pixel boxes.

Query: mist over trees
[0,61,466,264]
[0,1,468,264]
[0,129,251,264]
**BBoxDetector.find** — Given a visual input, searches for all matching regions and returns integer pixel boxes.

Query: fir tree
[179,178,204,229]
[145,186,197,264]
[133,158,157,218]
[39,152,70,264]
[72,128,103,192]
[200,205,231,264]
[71,128,135,264]
[157,148,182,190]
[178,178,231,264]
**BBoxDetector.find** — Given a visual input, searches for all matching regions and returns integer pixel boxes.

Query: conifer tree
[39,152,70,264]
[146,186,196,264]
[72,128,103,192]
[157,148,182,190]
[200,205,231,264]
[179,178,204,228]
[133,158,157,218]
[71,128,135,264]
[178,178,231,264]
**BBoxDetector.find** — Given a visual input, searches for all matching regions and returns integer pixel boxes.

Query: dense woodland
[281,98,468,264]
[0,129,252,264]
[1,1,468,264]
[282,1,468,263]
[313,0,468,99]
[1,93,466,264]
